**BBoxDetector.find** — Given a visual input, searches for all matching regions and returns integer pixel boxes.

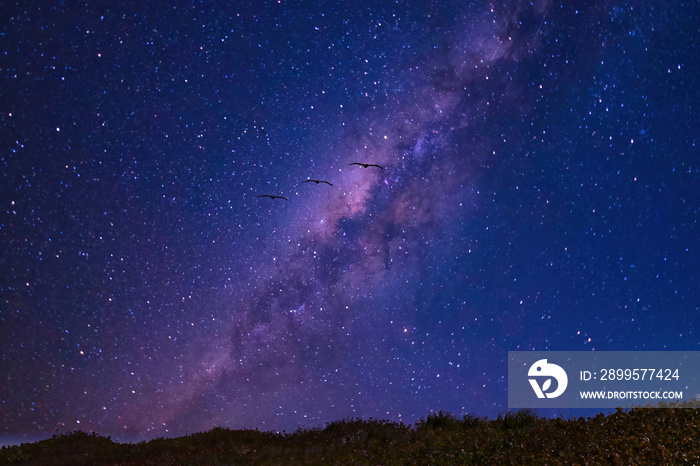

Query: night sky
[2,0,698,444]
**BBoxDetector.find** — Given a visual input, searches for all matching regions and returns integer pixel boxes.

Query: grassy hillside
[2,405,698,465]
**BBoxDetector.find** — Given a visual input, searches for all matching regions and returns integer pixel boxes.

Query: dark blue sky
[1,0,698,443]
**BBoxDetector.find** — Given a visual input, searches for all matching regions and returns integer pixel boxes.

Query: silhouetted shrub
[495,408,539,430]
[416,409,460,429]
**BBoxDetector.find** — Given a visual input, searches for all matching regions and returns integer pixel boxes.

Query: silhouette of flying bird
[349,162,385,169]
[302,179,333,186]
[257,194,288,201]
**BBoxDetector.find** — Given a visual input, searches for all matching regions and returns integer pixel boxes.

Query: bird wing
[369,164,385,169]
[349,163,361,166]
[301,180,313,183]
[321,181,333,186]
[257,194,272,198]
[280,196,289,201]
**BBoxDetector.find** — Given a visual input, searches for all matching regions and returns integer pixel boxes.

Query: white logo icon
[528,359,568,398]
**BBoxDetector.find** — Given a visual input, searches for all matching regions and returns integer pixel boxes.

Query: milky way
[1,0,698,443]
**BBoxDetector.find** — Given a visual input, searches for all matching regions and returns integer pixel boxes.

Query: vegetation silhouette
[3,403,699,464]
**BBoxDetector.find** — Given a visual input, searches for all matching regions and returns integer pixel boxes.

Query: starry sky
[1,0,698,444]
